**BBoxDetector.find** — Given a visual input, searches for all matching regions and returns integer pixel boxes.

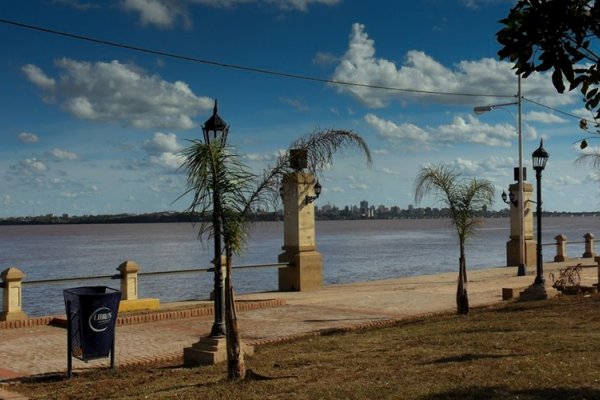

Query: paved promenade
[0,259,597,395]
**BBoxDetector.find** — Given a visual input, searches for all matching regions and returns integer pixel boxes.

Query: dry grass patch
[7,295,600,399]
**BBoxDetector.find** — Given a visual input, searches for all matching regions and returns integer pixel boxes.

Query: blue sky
[0,0,598,218]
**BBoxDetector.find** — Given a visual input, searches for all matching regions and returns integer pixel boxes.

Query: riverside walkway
[0,259,597,387]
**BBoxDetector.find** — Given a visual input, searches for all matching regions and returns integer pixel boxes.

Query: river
[0,216,597,316]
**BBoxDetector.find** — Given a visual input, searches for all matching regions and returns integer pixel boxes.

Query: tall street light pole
[473,75,526,276]
[532,139,549,285]
[203,100,227,338]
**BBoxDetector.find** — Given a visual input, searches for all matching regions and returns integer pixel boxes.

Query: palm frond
[288,129,372,176]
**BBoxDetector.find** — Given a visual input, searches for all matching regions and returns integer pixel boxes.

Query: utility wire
[0,17,516,100]
[523,96,598,125]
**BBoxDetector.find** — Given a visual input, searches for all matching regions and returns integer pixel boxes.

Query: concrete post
[278,171,323,291]
[506,182,536,267]
[117,261,140,301]
[1,267,28,321]
[116,261,160,313]
[554,234,567,262]
[583,232,595,258]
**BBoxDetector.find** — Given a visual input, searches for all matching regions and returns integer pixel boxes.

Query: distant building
[360,200,369,216]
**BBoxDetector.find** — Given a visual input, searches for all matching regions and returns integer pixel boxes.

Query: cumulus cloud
[23,58,213,130]
[121,0,340,28]
[525,111,568,124]
[122,0,190,28]
[143,132,182,154]
[48,148,79,161]
[332,23,577,108]
[21,158,49,173]
[142,132,184,170]
[22,64,56,91]
[17,132,40,143]
[365,113,517,149]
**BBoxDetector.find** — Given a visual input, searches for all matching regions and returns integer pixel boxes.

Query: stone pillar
[1,267,28,321]
[554,234,567,262]
[583,233,595,258]
[118,260,139,300]
[278,171,323,291]
[506,182,536,267]
[116,261,159,313]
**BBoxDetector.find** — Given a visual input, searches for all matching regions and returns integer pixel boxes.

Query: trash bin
[63,286,121,377]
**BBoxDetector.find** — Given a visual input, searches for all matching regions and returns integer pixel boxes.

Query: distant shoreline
[0,210,597,226]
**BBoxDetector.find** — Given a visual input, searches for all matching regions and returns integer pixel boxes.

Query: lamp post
[203,100,228,337]
[532,139,549,285]
[473,74,526,276]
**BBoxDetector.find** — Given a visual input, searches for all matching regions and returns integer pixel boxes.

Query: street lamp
[203,100,228,337]
[532,139,549,285]
[473,75,526,276]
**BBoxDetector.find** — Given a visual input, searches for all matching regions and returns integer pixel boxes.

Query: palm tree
[181,128,371,380]
[414,164,494,315]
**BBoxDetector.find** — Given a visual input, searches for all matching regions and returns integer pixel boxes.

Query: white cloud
[313,51,339,66]
[1,195,12,206]
[143,132,182,154]
[525,111,568,124]
[149,152,185,169]
[48,148,79,161]
[142,132,184,170]
[122,0,190,28]
[554,175,583,186]
[332,23,578,108]
[365,113,517,149]
[24,58,213,130]
[121,0,340,28]
[17,132,40,143]
[22,64,56,91]
[21,158,48,173]
[364,113,429,143]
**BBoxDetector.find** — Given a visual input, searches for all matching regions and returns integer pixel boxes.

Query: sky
[1,0,599,218]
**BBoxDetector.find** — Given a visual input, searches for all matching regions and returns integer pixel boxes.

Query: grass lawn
[6,294,600,399]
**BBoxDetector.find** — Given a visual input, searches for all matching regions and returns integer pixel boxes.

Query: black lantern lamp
[532,139,549,171]
[305,180,322,204]
[501,190,518,207]
[532,139,549,285]
[203,100,229,145]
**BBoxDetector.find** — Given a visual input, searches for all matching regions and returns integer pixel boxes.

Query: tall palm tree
[414,164,494,315]
[181,128,371,380]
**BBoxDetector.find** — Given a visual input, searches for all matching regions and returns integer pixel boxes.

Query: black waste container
[63,286,121,369]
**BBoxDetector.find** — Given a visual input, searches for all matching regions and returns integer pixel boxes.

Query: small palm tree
[414,164,494,315]
[181,128,371,380]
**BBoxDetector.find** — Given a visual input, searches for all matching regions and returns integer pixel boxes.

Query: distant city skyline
[1,1,599,218]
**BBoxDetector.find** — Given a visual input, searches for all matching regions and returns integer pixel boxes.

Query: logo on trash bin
[89,307,113,332]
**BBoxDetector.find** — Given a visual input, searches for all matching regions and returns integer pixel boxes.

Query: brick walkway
[0,260,597,399]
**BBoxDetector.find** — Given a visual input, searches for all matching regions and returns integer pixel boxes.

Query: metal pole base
[210,322,226,338]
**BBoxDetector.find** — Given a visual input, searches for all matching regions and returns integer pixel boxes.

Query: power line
[523,96,598,125]
[0,17,516,100]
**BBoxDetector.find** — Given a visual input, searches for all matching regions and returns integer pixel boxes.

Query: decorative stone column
[118,260,139,300]
[554,234,567,262]
[583,232,595,258]
[278,171,323,291]
[506,182,536,268]
[116,261,159,313]
[1,267,28,321]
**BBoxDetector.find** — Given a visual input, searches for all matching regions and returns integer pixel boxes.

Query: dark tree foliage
[497,0,600,121]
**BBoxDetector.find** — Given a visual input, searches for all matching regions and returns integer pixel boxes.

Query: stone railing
[550,232,596,262]
[0,260,288,321]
